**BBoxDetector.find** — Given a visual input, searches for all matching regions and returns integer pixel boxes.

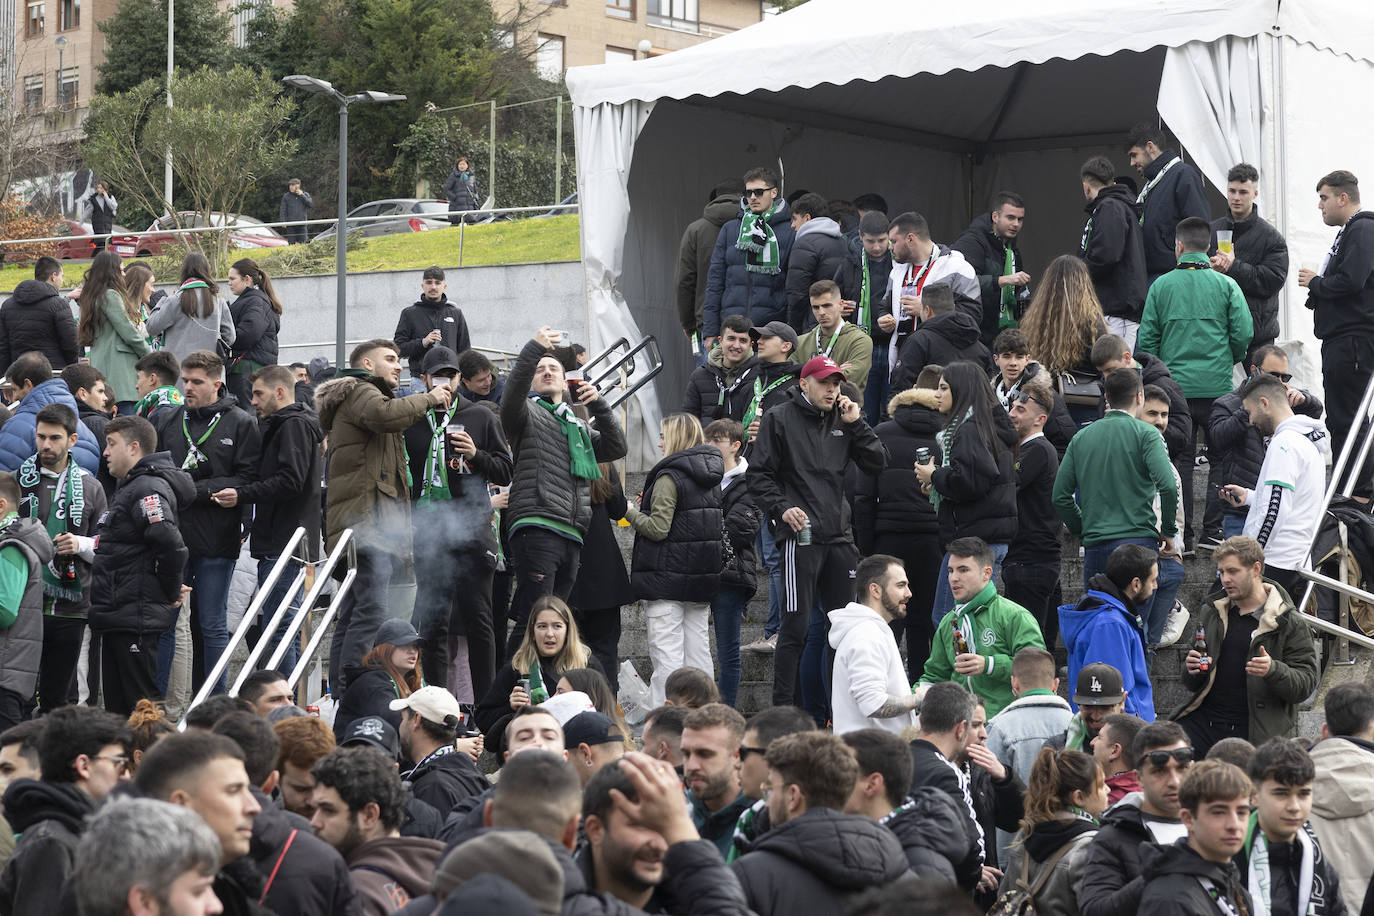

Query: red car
[112,212,288,258]
[54,220,94,259]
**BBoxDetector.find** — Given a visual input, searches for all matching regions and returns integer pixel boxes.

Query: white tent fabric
[567,0,1374,466]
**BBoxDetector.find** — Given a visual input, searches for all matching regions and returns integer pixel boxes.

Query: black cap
[421,345,461,377]
[1074,663,1125,705]
[373,618,424,649]
[750,320,800,353]
[339,715,400,759]
[562,711,622,749]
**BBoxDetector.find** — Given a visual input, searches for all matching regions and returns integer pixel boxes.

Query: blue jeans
[256,557,303,675]
[1223,514,1245,538]
[712,585,750,707]
[165,554,236,695]
[1083,537,1159,588]
[1146,556,1186,649]
[863,346,890,426]
[931,543,1008,626]
[800,598,831,725]
[755,526,781,638]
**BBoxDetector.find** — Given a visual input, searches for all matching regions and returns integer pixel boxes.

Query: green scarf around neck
[18,457,84,603]
[930,407,972,514]
[737,205,781,275]
[536,398,601,480]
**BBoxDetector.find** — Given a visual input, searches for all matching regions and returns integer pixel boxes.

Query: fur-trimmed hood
[887,386,939,416]
[314,372,391,432]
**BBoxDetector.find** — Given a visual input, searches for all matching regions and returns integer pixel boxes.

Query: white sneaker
[1156,601,1189,648]
[744,633,777,653]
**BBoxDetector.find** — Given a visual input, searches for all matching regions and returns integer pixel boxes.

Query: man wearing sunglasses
[1078,720,1195,916]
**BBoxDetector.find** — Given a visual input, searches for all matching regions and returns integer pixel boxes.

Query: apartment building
[10,0,114,142]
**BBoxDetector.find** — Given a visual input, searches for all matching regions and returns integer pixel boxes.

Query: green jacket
[1053,409,1178,545]
[920,580,1045,717]
[792,321,873,398]
[1136,252,1253,398]
[1172,581,1318,744]
[87,290,152,403]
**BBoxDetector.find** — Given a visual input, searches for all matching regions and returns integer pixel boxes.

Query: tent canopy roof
[566,0,1374,111]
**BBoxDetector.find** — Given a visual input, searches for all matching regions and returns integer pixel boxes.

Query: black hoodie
[1139,839,1253,916]
[0,279,80,369]
[1080,182,1148,320]
[890,310,992,395]
[393,294,471,377]
[1306,210,1374,340]
[0,779,93,915]
[236,400,324,560]
[404,747,491,815]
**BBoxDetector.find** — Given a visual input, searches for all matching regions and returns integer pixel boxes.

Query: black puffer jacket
[855,387,940,554]
[152,394,263,558]
[0,518,55,700]
[236,401,323,560]
[1211,208,1289,347]
[731,807,913,914]
[228,286,280,367]
[393,296,471,378]
[889,310,992,395]
[1080,183,1148,320]
[951,213,1028,348]
[405,748,490,816]
[681,354,760,424]
[718,462,760,595]
[1209,380,1323,505]
[0,779,92,914]
[1139,839,1253,916]
[630,444,724,603]
[702,200,797,339]
[500,339,628,538]
[1138,151,1210,278]
[882,788,971,886]
[249,787,362,916]
[1078,793,1159,916]
[0,279,79,369]
[89,451,195,635]
[931,410,1019,545]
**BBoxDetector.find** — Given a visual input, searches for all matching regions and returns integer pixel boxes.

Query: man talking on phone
[500,326,626,659]
[748,356,888,720]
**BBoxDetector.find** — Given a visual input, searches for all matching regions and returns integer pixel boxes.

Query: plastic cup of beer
[1216,230,1233,255]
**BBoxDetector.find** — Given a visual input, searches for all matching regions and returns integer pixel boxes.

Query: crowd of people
[0,118,1370,914]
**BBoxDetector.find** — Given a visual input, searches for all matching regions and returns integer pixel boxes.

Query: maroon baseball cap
[801,356,846,382]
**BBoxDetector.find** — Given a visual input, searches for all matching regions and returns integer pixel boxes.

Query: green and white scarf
[136,384,184,418]
[857,254,872,331]
[419,404,459,503]
[18,457,84,603]
[1244,811,1312,916]
[536,399,601,480]
[1065,714,1088,751]
[930,407,971,514]
[1000,247,1018,329]
[737,205,781,275]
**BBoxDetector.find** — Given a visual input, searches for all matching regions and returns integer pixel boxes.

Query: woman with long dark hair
[146,251,236,361]
[332,619,425,740]
[226,258,282,403]
[1019,256,1110,428]
[914,360,1018,624]
[78,251,151,414]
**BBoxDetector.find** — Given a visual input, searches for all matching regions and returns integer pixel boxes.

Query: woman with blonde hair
[626,412,724,706]
[999,747,1108,914]
[1019,255,1109,421]
[78,250,151,414]
[226,257,282,403]
[146,251,235,361]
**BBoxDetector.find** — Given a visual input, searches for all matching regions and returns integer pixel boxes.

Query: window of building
[535,34,564,82]
[60,0,78,30]
[26,0,44,37]
[606,0,633,20]
[647,0,697,31]
[56,66,77,106]
[605,46,635,64]
[23,75,43,111]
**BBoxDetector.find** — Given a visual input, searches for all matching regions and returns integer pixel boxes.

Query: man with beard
[828,555,917,736]
[581,761,674,910]
[680,703,749,859]
[1126,123,1210,287]
[20,404,105,715]
[1046,666,1127,753]
[392,267,471,381]
[952,191,1032,349]
[884,211,981,373]
[392,686,488,815]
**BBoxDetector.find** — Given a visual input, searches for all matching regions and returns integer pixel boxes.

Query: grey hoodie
[145,290,236,363]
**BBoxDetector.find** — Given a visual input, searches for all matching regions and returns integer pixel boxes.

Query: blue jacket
[702,200,796,338]
[0,379,101,475]
[1058,575,1155,721]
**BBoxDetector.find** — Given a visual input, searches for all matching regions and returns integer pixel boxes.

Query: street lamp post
[54,35,66,106]
[282,76,405,369]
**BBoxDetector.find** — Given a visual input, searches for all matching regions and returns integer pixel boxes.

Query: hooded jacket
[1308,736,1374,914]
[1234,820,1346,916]
[747,386,887,547]
[786,216,849,330]
[881,788,970,885]
[1171,583,1319,744]
[1079,792,1183,916]
[930,409,1019,546]
[1058,574,1156,721]
[405,747,491,816]
[1137,151,1211,279]
[907,739,986,888]
[678,194,743,336]
[889,310,992,395]
[1081,182,1148,320]
[0,379,103,476]
[629,444,724,603]
[1209,380,1323,511]
[855,388,940,553]
[346,836,444,915]
[999,815,1099,916]
[1139,839,1253,916]
[393,295,471,378]
[1304,210,1374,339]
[145,292,236,364]
[985,690,1074,784]
[1137,253,1254,398]
[228,286,280,368]
[718,458,760,595]
[828,601,916,736]
[235,401,324,560]
[89,451,195,635]
[951,213,1028,347]
[152,393,263,559]
[791,321,873,397]
[730,807,913,915]
[702,200,797,338]
[0,517,55,699]
[248,787,362,916]
[0,779,93,915]
[681,352,759,424]
[1211,207,1289,347]
[316,371,442,555]
[0,280,79,369]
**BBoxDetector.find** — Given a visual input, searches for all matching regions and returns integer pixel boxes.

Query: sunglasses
[1263,369,1294,384]
[739,745,767,761]
[1012,390,1052,413]
[744,187,777,199]
[1142,746,1196,770]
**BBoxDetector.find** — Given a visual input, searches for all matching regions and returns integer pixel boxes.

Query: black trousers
[413,543,496,702]
[1176,397,1216,543]
[101,631,161,718]
[39,615,86,713]
[1323,336,1374,495]
[774,537,858,708]
[573,607,622,692]
[0,687,24,732]
[504,528,581,660]
[1178,710,1246,758]
[874,532,942,681]
[1265,566,1306,603]
[1003,559,1064,652]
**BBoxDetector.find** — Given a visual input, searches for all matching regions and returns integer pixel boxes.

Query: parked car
[535,192,579,218]
[313,199,452,242]
[112,212,289,257]
[54,220,134,259]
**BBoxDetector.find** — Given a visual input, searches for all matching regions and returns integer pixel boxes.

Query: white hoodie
[827,601,916,736]
[1243,413,1330,571]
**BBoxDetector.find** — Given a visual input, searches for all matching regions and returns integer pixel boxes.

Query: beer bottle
[953,625,971,657]
[528,662,550,704]
[1192,625,1210,672]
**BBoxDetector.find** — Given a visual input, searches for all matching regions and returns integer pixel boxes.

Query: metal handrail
[264,529,354,673]
[231,566,310,691]
[289,534,358,692]
[179,527,306,727]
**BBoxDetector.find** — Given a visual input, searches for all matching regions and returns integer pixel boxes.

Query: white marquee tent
[566,0,1374,464]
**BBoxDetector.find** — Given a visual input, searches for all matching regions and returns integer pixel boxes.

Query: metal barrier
[582,335,664,412]
[288,532,357,692]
